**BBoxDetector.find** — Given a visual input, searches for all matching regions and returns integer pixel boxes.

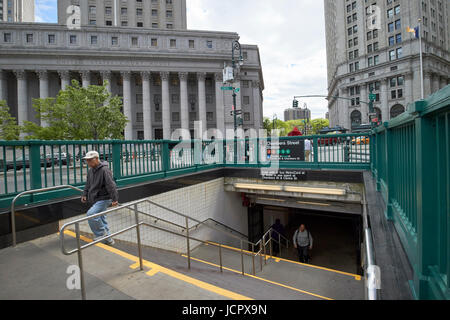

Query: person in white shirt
[304,139,312,162]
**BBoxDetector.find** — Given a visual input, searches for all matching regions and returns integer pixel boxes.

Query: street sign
[221,86,233,91]
[234,88,240,93]
[369,94,376,101]
[230,110,242,115]
[368,113,377,117]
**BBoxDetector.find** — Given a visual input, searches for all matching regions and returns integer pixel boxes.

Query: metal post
[252,243,255,276]
[263,233,267,265]
[233,91,237,164]
[134,204,143,271]
[240,240,244,275]
[185,217,191,270]
[75,223,86,300]
[219,244,223,273]
[279,234,281,258]
[269,233,273,257]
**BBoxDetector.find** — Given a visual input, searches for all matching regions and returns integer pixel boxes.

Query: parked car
[3,155,53,171]
[46,152,71,165]
[317,132,342,146]
[352,136,370,145]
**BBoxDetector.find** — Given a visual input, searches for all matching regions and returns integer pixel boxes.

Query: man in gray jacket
[293,224,313,263]
[81,151,119,245]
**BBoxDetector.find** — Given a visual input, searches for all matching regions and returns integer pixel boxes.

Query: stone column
[214,72,225,138]
[360,83,368,124]
[252,80,262,133]
[424,71,432,98]
[431,73,440,94]
[0,69,6,102]
[338,87,348,129]
[80,71,91,88]
[197,72,207,136]
[58,70,71,90]
[380,77,389,122]
[179,72,189,139]
[121,71,133,140]
[141,71,152,140]
[404,72,414,109]
[36,70,49,127]
[100,71,112,93]
[14,70,28,130]
[439,76,448,90]
[160,72,171,140]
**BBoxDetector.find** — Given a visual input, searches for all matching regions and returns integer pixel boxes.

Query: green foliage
[261,117,330,136]
[310,118,329,134]
[22,80,128,140]
[0,100,20,140]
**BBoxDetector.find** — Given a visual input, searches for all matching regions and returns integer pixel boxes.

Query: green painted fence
[0,133,371,209]
[371,85,450,300]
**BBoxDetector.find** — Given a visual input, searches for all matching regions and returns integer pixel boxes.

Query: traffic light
[293,99,299,108]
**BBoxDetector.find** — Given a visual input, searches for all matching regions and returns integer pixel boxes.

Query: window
[387,9,394,19]
[374,55,379,65]
[166,10,172,18]
[395,19,401,30]
[4,33,11,43]
[69,35,77,44]
[89,6,96,14]
[373,42,378,51]
[90,35,97,45]
[189,40,195,48]
[396,33,402,44]
[155,112,162,122]
[121,21,128,26]
[170,39,176,47]
[243,96,250,105]
[355,61,359,71]
[206,40,213,49]
[106,20,112,26]
[367,31,372,40]
[89,20,96,25]
[136,8,142,16]
[242,80,250,88]
[171,94,179,104]
[166,24,173,29]
[206,95,213,104]
[172,112,180,122]
[394,5,400,15]
[206,112,214,122]
[152,9,158,16]
[136,112,143,122]
[105,7,112,15]
[396,47,402,59]
[137,131,144,140]
[244,113,251,121]
[121,7,127,15]
[389,36,395,46]
[388,22,394,32]
[368,57,373,67]
[137,22,143,27]
[132,37,138,46]
[48,34,55,44]
[397,76,404,86]
[111,36,118,46]
[151,38,158,47]
[26,33,33,43]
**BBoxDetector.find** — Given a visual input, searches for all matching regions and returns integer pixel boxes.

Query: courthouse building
[0,0,264,140]
[324,0,449,131]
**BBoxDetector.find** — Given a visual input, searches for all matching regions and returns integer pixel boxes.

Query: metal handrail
[362,191,378,300]
[59,198,291,299]
[10,185,84,247]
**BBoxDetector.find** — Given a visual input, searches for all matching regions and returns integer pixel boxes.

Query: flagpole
[418,19,424,100]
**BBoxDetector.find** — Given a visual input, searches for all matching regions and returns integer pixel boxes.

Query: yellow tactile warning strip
[206,241,362,281]
[62,230,252,300]
[182,254,333,300]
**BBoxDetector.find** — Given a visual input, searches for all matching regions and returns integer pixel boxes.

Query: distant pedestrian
[270,219,286,256]
[304,139,312,162]
[293,224,313,263]
[81,151,119,245]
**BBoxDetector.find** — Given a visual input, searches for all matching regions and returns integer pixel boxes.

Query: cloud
[187,0,328,120]
[33,0,328,120]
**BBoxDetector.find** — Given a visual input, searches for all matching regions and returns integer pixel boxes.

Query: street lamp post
[231,40,244,163]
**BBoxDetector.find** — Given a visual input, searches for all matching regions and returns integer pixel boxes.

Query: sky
[34,0,328,121]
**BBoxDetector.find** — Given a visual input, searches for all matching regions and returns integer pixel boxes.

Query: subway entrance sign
[266,139,305,161]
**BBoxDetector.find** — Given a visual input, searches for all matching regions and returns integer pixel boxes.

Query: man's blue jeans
[87,200,112,238]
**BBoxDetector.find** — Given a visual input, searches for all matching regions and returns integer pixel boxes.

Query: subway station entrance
[248,204,362,275]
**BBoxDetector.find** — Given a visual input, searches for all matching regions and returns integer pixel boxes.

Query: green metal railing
[371,85,450,300]
[0,133,371,209]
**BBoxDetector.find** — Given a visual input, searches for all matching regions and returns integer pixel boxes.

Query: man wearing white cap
[81,151,119,245]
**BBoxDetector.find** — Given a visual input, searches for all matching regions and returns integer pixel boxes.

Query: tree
[263,117,272,136]
[310,118,329,134]
[22,80,128,140]
[0,100,20,140]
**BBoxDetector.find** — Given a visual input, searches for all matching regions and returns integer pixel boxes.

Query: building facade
[0,23,264,140]
[284,105,311,122]
[58,0,187,30]
[0,0,34,22]
[324,0,450,131]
